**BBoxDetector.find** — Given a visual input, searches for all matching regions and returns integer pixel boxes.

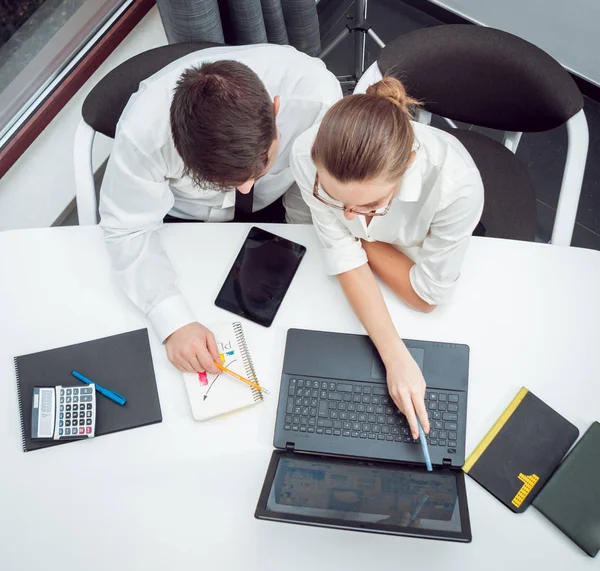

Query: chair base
[319,0,386,93]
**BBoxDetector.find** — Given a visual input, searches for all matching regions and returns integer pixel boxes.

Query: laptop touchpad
[371,347,425,379]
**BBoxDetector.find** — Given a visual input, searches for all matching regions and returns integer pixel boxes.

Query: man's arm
[99,126,219,373]
[361,240,435,313]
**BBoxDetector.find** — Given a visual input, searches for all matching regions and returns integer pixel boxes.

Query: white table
[0,224,598,570]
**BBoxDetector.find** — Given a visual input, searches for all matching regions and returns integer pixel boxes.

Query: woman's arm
[361,240,435,313]
[290,134,428,438]
[400,172,484,307]
[338,263,430,438]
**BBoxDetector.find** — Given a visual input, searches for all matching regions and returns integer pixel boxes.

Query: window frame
[0,0,155,179]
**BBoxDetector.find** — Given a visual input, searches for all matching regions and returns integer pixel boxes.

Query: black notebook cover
[15,329,162,452]
[463,387,579,513]
[533,422,600,557]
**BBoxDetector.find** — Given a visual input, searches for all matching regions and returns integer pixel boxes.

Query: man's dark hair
[170,60,276,190]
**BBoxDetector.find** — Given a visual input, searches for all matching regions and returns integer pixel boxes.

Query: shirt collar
[222,189,236,208]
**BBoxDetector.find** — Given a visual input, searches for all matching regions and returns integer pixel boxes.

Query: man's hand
[165,322,220,374]
[385,349,430,439]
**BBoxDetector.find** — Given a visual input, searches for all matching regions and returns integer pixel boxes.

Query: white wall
[0,6,167,231]
[432,0,600,87]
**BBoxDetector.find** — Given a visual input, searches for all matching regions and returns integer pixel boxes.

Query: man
[99,44,341,374]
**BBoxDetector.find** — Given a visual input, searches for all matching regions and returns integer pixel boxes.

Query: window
[0,0,134,149]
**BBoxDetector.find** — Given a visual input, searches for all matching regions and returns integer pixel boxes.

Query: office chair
[74,41,219,225]
[355,25,588,245]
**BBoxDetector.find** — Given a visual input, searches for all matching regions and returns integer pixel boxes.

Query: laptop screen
[260,453,468,538]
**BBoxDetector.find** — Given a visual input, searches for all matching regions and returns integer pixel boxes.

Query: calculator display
[32,385,96,440]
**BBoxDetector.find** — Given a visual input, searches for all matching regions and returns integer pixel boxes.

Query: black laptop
[255,328,472,542]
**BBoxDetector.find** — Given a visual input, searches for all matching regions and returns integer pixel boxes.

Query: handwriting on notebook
[183,322,262,422]
[196,341,236,387]
[218,340,235,364]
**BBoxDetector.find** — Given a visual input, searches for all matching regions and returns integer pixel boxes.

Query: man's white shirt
[99,44,342,341]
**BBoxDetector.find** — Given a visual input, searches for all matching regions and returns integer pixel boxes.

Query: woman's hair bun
[366,76,421,115]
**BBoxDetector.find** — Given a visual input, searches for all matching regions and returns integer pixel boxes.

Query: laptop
[255,328,472,542]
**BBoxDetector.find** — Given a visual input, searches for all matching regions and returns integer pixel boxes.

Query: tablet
[255,451,472,542]
[215,227,306,327]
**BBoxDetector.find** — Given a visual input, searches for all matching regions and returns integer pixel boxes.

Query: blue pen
[417,418,433,471]
[71,370,127,406]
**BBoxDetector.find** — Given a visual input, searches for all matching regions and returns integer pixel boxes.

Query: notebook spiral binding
[14,357,27,452]
[233,322,262,402]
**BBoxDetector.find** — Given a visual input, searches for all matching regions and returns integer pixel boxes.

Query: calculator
[31,385,97,440]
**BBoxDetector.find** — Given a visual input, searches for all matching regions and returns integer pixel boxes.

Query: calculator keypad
[54,385,96,440]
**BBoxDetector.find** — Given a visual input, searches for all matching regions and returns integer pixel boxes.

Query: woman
[290,76,483,440]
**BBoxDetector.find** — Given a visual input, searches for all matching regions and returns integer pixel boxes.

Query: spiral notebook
[182,322,263,421]
[14,329,162,452]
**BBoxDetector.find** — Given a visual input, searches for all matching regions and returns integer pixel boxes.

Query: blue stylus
[71,370,127,406]
[417,418,433,471]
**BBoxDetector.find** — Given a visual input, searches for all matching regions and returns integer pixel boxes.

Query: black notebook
[463,387,579,512]
[15,329,162,452]
[533,422,600,557]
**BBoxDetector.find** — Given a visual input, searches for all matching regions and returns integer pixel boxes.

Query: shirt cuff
[321,241,368,276]
[147,294,196,342]
[409,264,456,306]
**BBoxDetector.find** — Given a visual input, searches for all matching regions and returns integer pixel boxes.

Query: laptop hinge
[285,442,295,452]
[443,458,452,467]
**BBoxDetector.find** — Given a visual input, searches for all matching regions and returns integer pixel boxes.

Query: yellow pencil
[214,361,270,395]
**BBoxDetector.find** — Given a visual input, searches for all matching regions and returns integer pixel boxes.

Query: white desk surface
[0,224,598,570]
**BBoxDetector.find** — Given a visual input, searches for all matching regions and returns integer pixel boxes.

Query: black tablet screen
[215,227,306,327]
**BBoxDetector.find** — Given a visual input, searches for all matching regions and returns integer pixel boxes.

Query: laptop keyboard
[283,378,460,449]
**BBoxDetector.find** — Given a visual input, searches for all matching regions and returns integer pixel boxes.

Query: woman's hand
[335,264,430,439]
[385,348,430,439]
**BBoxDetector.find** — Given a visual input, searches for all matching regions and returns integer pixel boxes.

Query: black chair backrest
[378,25,583,132]
[82,41,221,138]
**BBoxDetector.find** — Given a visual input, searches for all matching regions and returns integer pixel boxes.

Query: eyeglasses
[312,173,396,217]
[312,141,420,217]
